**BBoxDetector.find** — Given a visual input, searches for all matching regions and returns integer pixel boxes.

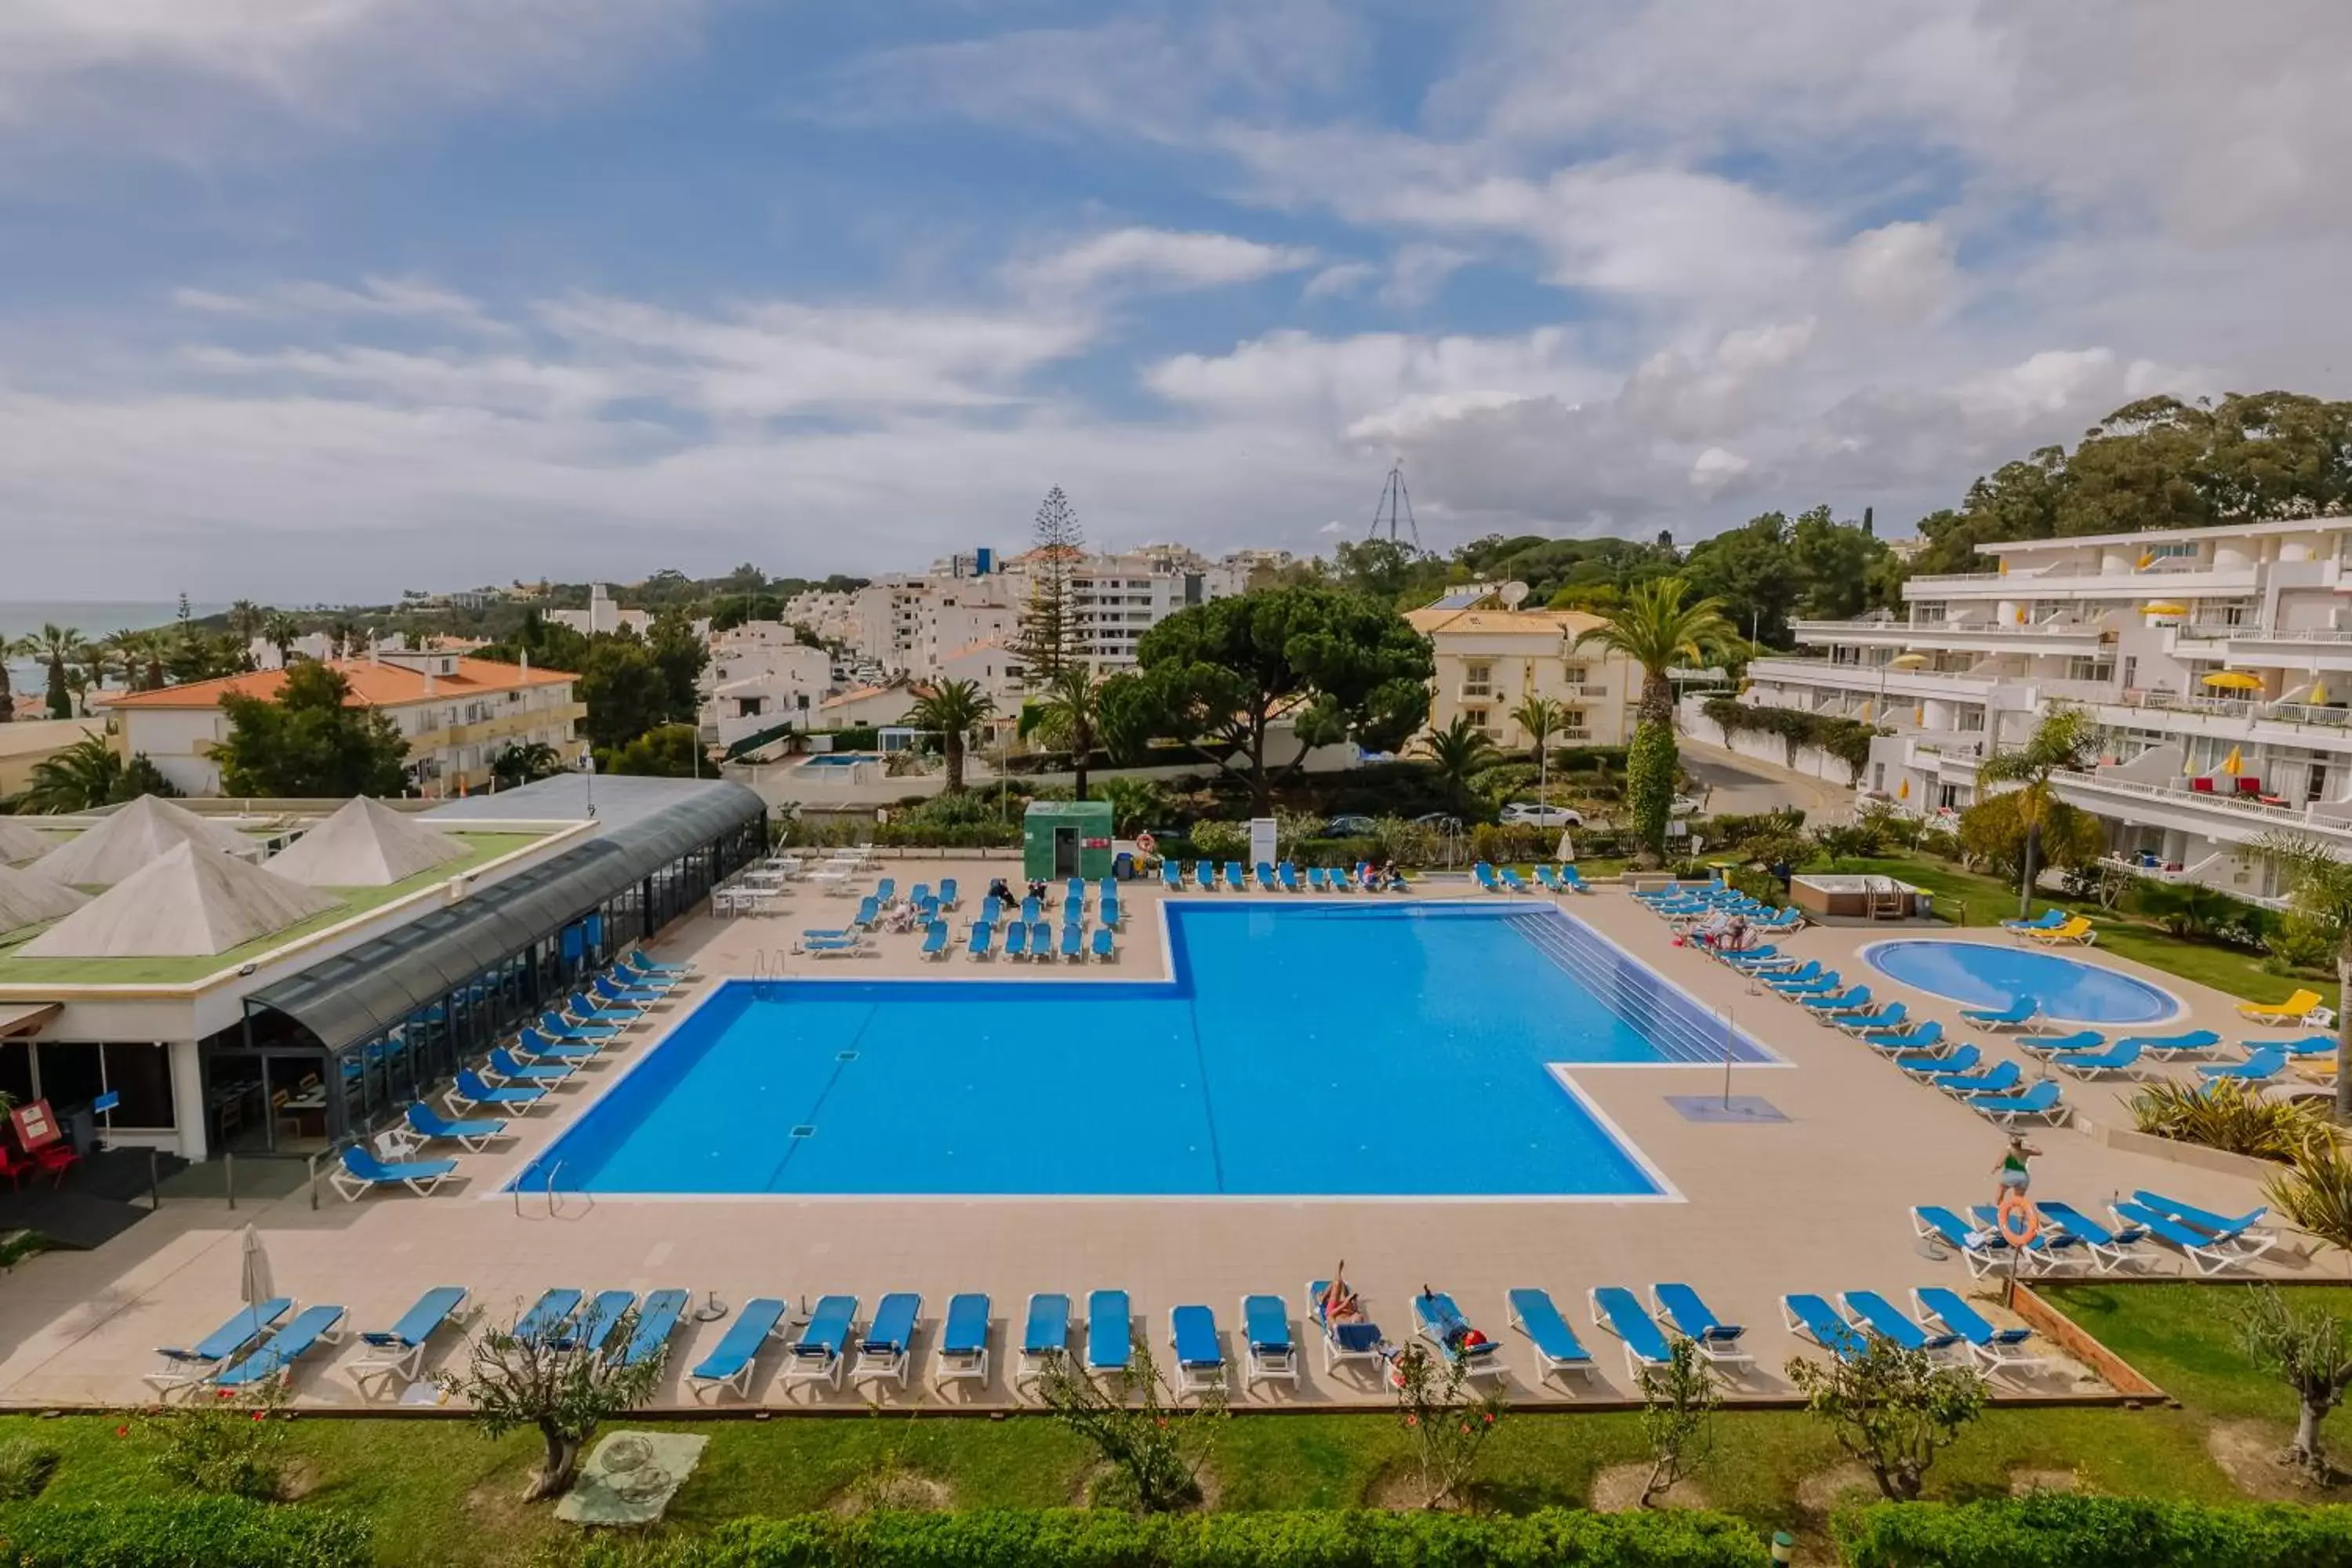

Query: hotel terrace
[1741,514,2352,904]
[97,648,586,800]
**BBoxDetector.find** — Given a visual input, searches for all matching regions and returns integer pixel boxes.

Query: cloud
[1842,222,1960,324]
[1301,260,1377,300]
[1011,228,1316,296]
[172,277,515,337]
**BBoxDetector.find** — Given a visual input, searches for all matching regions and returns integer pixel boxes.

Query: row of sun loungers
[1164,860,1409,893]
[1782,1290,2053,1374]
[1472,862,1592,895]
[1914,1189,2278,1278]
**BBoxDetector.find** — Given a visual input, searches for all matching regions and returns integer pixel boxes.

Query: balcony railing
[2046,768,2352,835]
[2223,626,2352,644]
[1904,572,2002,585]
[1793,616,2101,638]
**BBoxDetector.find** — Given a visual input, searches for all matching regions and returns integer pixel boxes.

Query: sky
[2,2,2349,602]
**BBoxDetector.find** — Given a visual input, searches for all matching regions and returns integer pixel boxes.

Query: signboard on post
[1248,817,1279,872]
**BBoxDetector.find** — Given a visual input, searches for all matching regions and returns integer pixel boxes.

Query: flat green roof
[0,831,546,989]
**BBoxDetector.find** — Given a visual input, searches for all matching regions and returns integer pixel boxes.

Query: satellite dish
[1497,581,1530,608]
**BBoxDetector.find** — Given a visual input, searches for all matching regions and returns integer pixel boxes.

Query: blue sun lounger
[851,1292,923,1390]
[1087,1290,1132,1374]
[1498,867,1528,894]
[1256,862,1278,891]
[516,1027,598,1063]
[1969,1080,2068,1127]
[1015,1292,1072,1395]
[688,1297,789,1401]
[1961,996,2040,1029]
[1306,866,1330,892]
[2244,1033,2337,1057]
[785,1294,858,1391]
[1002,920,1029,960]
[1060,923,1084,961]
[488,1047,574,1087]
[2120,1028,2221,1060]
[2051,1041,2143,1079]
[628,947,691,976]
[1092,927,1116,962]
[1196,860,1218,890]
[514,1288,583,1344]
[1765,960,1824,988]
[1799,988,1872,1014]
[1558,866,1590,893]
[2111,1202,2256,1275]
[1502,1287,1597,1385]
[1930,1062,2022,1098]
[1586,1286,1674,1377]
[935,1293,991,1389]
[1837,1006,1911,1036]
[216,1305,346,1390]
[330,1143,459,1202]
[1649,1283,1752,1370]
[2130,1191,2276,1258]
[1241,1294,1298,1392]
[1171,1305,1226,1398]
[593,973,662,1007]
[1839,1290,1964,1361]
[1101,891,1122,927]
[566,992,637,1025]
[538,1011,619,1042]
[966,920,995,960]
[1278,862,1301,893]
[1413,1290,1505,1383]
[1163,860,1185,891]
[1912,1204,2082,1277]
[1781,1294,1867,1363]
[2019,1029,2105,1057]
[1861,1021,1944,1054]
[1896,1044,1980,1078]
[920,920,950,960]
[2032,1200,2151,1272]
[1911,1287,2053,1374]
[1225,861,1247,891]
[448,1069,544,1114]
[2001,909,2067,931]
[1474,862,1501,892]
[351,1287,472,1393]
[2200,1045,2288,1083]
[561,1290,636,1355]
[145,1299,293,1391]
[1308,1279,1386,1376]
[938,878,959,910]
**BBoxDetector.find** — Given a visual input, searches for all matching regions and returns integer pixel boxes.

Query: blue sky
[3,1,2348,601]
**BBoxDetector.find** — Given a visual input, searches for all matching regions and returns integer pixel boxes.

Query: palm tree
[1573,579,1733,866]
[227,600,265,646]
[1093,775,1169,837]
[26,624,88,719]
[1976,706,2096,920]
[0,633,24,723]
[1018,667,1105,799]
[1417,714,1497,806]
[263,612,300,666]
[906,679,996,793]
[1511,695,1566,800]
[23,733,124,811]
[111,629,170,692]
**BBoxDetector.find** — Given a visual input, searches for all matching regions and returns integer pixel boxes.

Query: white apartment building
[697,624,833,757]
[779,587,863,648]
[1741,514,2352,903]
[101,650,586,797]
[1405,589,1637,749]
[547,584,649,638]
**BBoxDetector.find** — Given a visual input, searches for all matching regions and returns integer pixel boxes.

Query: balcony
[1746,658,1997,701]
[1965,760,2352,849]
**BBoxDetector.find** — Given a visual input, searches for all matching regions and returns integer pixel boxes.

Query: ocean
[0,601,225,699]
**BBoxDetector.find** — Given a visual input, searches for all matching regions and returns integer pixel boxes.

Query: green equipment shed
[1022,800,1115,882]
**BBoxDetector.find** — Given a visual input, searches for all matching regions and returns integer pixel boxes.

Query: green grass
[0,833,546,987]
[12,1283,2350,1565]
[1838,855,2336,1011]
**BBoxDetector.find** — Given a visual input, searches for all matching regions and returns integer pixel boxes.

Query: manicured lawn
[1838,855,2337,1011]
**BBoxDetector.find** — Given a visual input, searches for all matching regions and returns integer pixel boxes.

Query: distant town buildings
[547,584,649,639]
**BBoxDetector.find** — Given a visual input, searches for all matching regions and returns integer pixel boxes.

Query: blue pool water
[1862,939,2180,1025]
[527,903,1773,1198]
[796,753,879,770]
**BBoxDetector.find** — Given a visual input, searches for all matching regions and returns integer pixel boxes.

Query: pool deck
[0,864,2318,1413]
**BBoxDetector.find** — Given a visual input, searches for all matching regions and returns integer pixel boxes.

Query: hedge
[0,1497,370,1568]
[1835,1495,2352,1568]
[577,1508,1772,1567]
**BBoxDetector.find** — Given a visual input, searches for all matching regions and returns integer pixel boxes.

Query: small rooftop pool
[794,753,880,771]
[1861,938,2180,1025]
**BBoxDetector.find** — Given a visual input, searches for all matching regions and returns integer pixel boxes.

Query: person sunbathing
[1319,1266,1363,1325]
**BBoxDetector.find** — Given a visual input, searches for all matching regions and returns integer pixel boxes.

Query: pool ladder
[513,1157,593,1221]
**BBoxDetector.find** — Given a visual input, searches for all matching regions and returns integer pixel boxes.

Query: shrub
[1788,1334,1987,1501]
[1726,868,1783,909]
[570,1508,1774,1567]
[0,1497,369,1568]
[871,822,1023,849]
[1036,1332,1224,1512]
[136,1382,290,1500]
[1835,1494,2352,1568]
[1290,835,1379,869]
[2129,1078,2330,1164]
[1187,819,1248,862]
[0,1439,57,1501]
[1469,822,1557,866]
[2263,913,2337,975]
[2266,1139,2352,1261]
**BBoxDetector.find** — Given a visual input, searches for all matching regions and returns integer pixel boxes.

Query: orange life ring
[1995,1190,2040,1246]
[1134,832,1157,856]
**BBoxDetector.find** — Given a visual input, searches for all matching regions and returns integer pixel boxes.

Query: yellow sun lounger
[2020,916,2096,947]
[2240,989,2323,1026]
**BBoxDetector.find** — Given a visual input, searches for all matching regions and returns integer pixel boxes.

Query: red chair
[2190,777,2215,793]
[0,1142,36,1191]
[2235,776,2263,796]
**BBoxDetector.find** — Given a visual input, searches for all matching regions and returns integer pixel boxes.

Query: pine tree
[1015,485,1086,682]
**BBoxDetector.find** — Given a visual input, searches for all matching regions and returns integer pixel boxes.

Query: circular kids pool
[1860,938,2180,1025]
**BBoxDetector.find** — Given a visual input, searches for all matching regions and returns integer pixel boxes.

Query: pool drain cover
[789,1125,816,1138]
[836,1051,858,1062]
[1665,1094,1788,1124]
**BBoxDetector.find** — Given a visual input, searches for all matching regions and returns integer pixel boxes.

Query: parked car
[1411,812,1465,835]
[1668,795,1702,816]
[1323,814,1379,837]
[1499,801,1584,827]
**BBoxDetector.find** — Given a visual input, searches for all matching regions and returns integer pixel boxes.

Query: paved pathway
[1679,738,1849,821]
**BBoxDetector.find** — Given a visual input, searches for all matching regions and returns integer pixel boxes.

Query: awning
[0,1002,60,1040]
[244,779,762,1057]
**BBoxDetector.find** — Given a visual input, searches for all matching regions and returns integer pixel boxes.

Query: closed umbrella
[239,1225,274,1306]
[2314,681,2332,707]
[1556,829,1576,865]
[2220,746,2245,777]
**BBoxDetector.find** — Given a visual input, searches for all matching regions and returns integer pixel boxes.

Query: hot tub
[1790,873,1926,920]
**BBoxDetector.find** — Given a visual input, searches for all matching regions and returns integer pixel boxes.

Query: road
[1678,738,1850,822]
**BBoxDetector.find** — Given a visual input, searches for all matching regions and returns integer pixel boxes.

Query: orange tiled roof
[98,657,574,711]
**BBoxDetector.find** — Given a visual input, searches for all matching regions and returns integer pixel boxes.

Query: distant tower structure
[1862,506,1875,536]
[1368,459,1420,548]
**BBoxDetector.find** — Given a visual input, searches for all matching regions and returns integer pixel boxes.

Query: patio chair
[1648,1283,1753,1370]
[850,1292,923,1391]
[213,1305,347,1390]
[935,1293,991,1390]
[1170,1305,1226,1399]
[1240,1294,1298,1392]
[144,1300,293,1392]
[350,1287,472,1395]
[687,1297,790,1402]
[1587,1286,1673,1378]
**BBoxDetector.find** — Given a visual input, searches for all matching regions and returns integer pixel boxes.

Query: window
[1937,784,1959,810]
[1463,706,1489,731]
[1462,662,1493,697]
[2063,657,2114,683]
[1561,664,1588,685]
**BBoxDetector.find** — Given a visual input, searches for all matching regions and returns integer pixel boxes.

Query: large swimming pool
[1862,938,2181,1025]
[524,903,1773,1199]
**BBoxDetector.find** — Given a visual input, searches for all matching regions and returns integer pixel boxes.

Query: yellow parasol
[1914,705,1926,726]
[2141,601,2186,615]
[2220,746,2244,776]
[1858,700,1875,723]
[1890,653,1932,669]
[2136,550,2154,569]
[2202,671,2265,691]
[2314,681,2331,706]
[1897,778,1910,800]
[2185,749,2201,778]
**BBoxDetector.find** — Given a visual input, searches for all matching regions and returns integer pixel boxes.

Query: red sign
[1083,837,1111,849]
[10,1100,60,1153]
